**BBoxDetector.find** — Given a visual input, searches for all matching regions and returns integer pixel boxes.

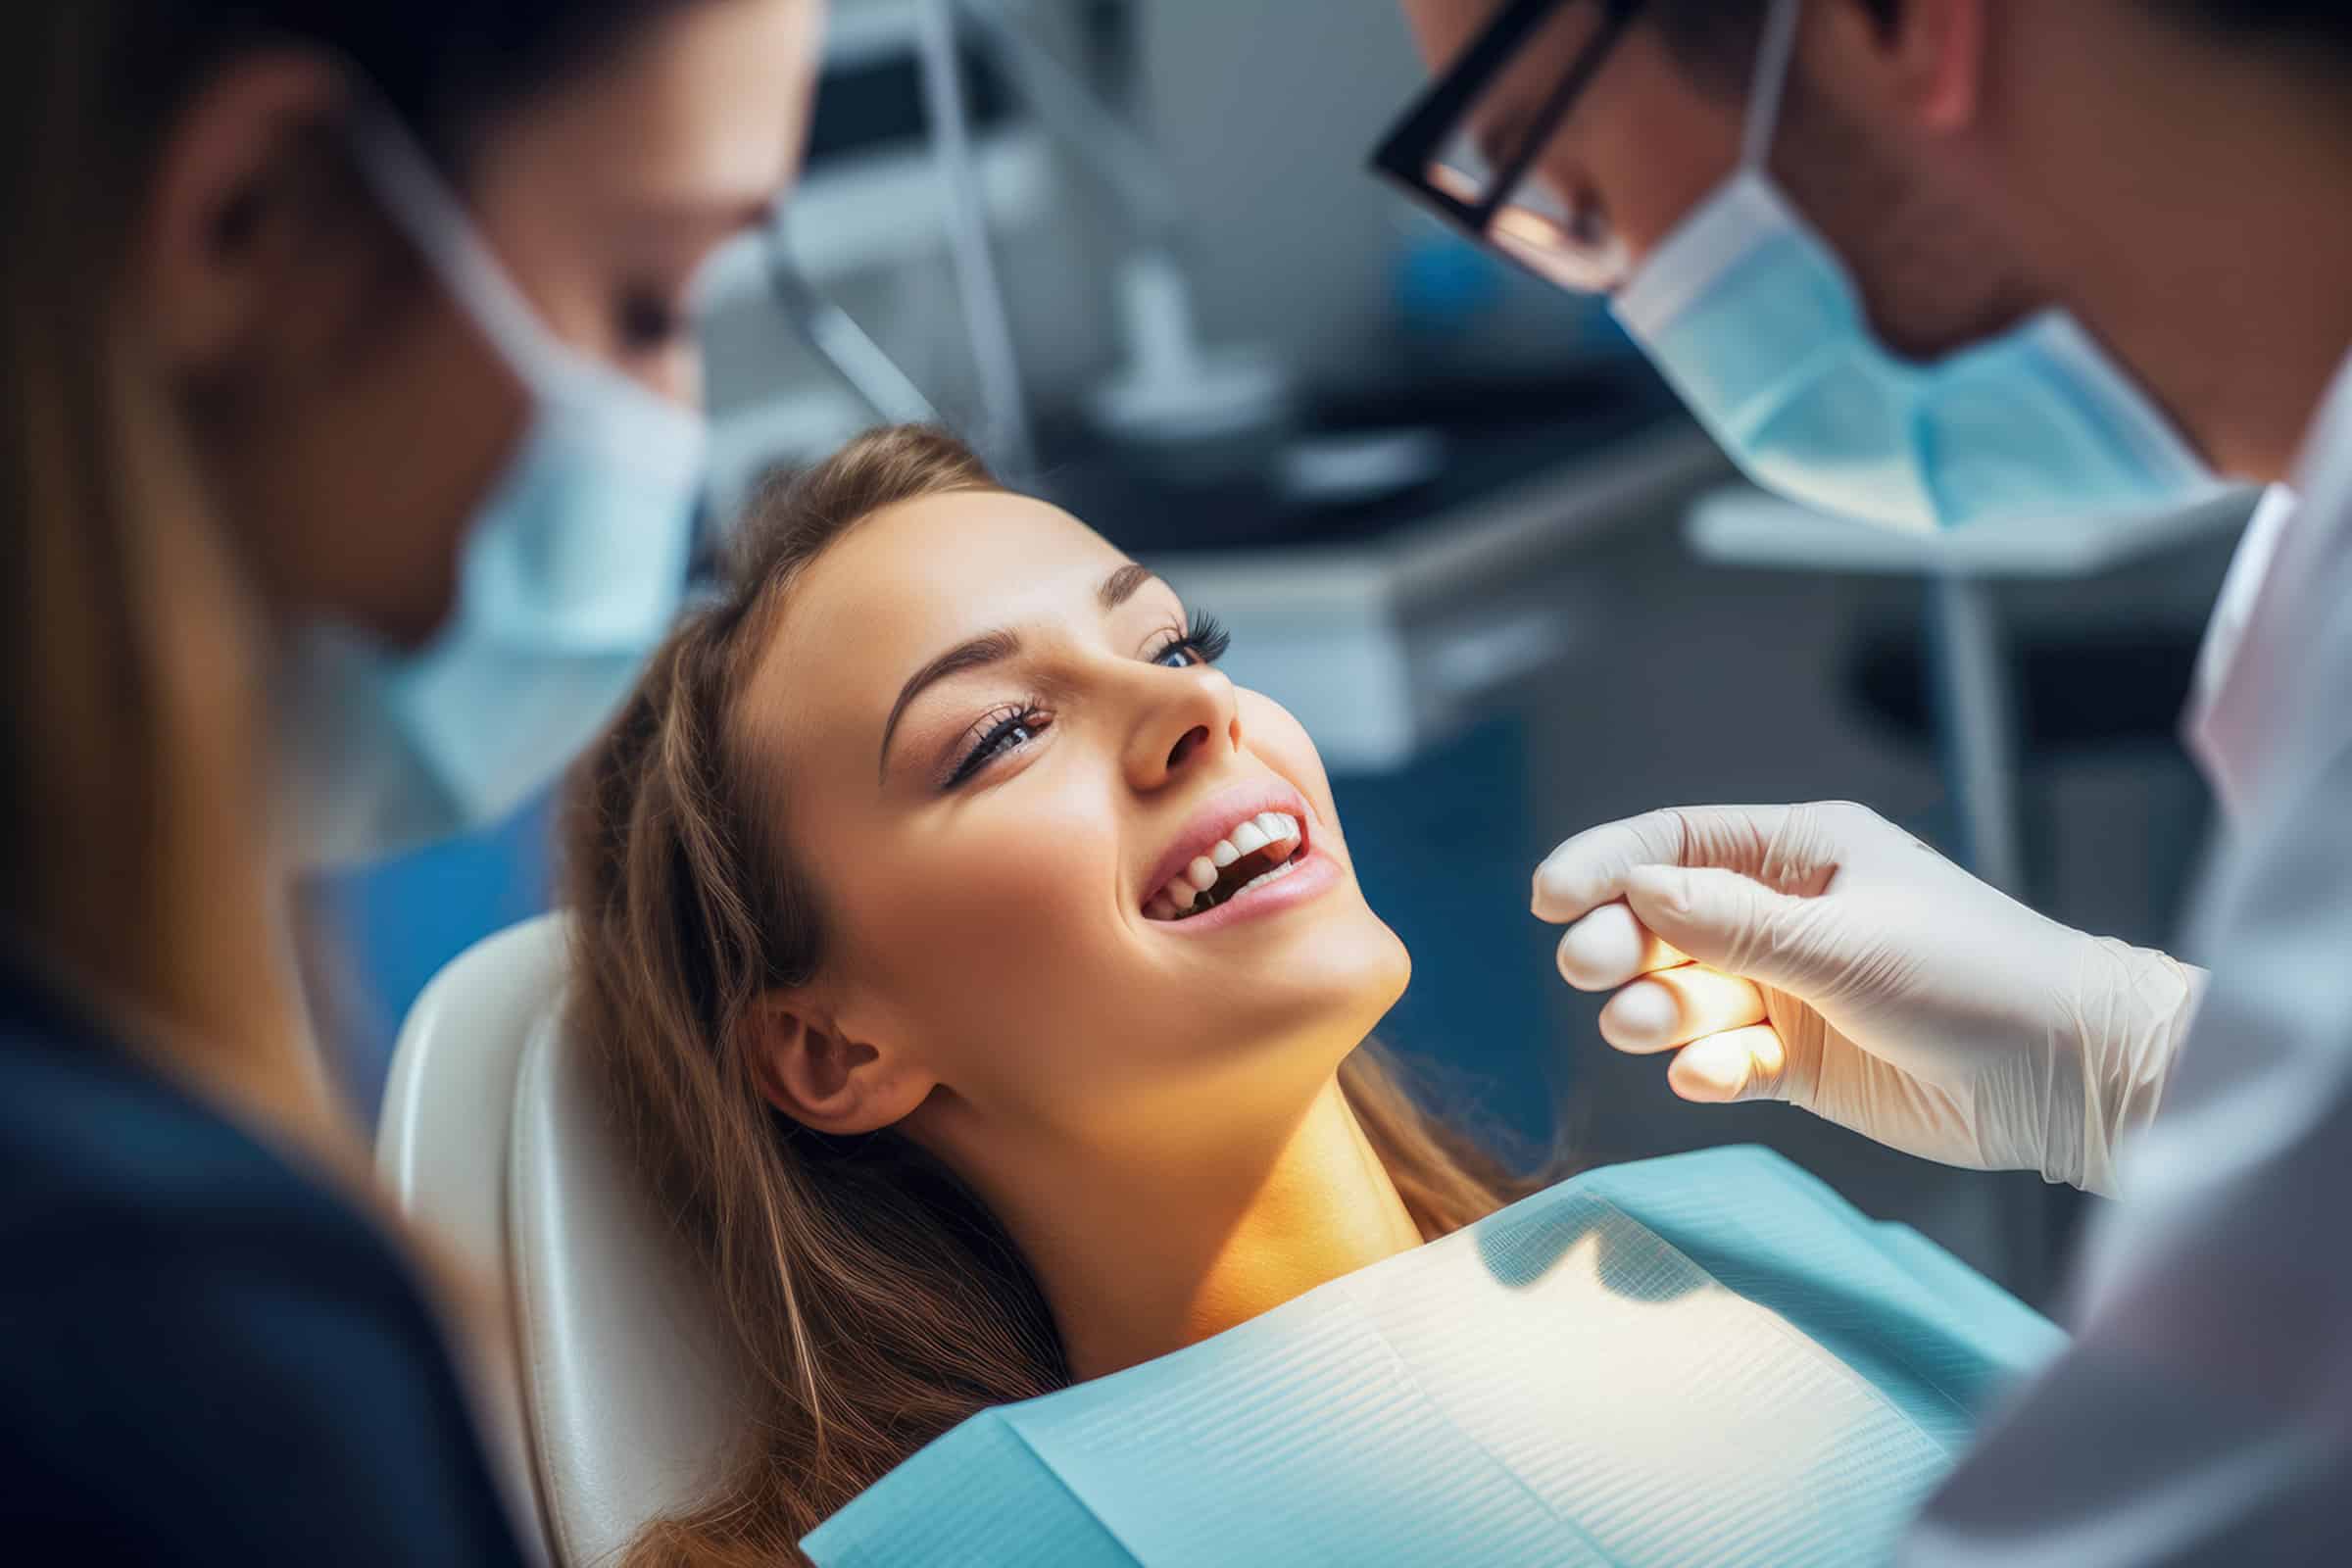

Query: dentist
[1379,0,2352,1559]
[0,0,818,1556]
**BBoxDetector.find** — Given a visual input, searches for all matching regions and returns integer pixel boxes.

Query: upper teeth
[1147,811,1300,920]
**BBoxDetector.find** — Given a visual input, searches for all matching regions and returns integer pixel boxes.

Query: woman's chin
[1254,907,1411,1050]
[1361,917,1412,1016]
[1110,916,1409,1150]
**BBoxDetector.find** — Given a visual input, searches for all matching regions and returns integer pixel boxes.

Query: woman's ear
[742,994,938,1136]
[137,49,370,374]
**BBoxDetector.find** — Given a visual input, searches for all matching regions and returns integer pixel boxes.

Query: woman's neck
[990,1076,1426,1384]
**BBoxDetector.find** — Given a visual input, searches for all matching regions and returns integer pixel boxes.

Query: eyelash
[1151,611,1231,668]
[942,611,1234,789]
[943,701,1047,790]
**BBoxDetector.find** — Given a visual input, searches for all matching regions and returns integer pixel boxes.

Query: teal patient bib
[803,1147,2062,1567]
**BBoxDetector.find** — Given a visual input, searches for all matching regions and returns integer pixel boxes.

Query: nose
[1124,664,1242,792]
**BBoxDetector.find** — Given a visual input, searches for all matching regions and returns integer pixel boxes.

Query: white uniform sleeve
[1904,486,2352,1564]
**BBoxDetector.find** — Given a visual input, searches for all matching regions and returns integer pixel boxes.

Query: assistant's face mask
[1610,0,2222,533]
[283,109,706,868]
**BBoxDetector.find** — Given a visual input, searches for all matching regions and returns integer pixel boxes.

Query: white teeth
[1145,874,1201,922]
[1235,858,1300,898]
[1147,808,1309,922]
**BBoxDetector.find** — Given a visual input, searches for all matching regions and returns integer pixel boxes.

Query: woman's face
[181,0,820,646]
[739,491,1411,1164]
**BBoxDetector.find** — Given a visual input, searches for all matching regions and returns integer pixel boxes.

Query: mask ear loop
[346,96,567,394]
[1740,0,1805,171]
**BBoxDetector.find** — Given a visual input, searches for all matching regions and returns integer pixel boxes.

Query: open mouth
[1144,811,1307,922]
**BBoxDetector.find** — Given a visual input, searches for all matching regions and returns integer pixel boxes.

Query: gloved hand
[1533,802,2204,1197]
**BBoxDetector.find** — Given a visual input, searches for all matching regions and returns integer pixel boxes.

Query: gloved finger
[1533,805,1795,924]
[1554,900,1688,991]
[1622,863,1827,997]
[1665,1025,1789,1103]
[1597,964,1768,1054]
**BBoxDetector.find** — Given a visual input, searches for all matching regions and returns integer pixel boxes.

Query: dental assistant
[1379,0,2352,1559]
[0,0,818,1556]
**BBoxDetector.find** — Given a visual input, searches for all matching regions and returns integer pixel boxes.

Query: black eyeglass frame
[1368,0,1643,277]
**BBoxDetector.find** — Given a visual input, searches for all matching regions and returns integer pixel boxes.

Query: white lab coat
[1907,351,2352,1564]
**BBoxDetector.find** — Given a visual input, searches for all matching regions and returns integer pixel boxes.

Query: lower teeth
[1238,858,1298,896]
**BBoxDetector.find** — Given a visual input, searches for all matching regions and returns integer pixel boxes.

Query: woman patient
[561,426,2044,1566]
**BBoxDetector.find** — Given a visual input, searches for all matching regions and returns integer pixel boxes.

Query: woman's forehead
[742,490,1136,744]
[793,491,1126,646]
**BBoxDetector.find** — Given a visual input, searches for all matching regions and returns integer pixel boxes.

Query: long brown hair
[562,426,1547,1566]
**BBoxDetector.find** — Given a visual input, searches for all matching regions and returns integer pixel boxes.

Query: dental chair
[376,915,751,1567]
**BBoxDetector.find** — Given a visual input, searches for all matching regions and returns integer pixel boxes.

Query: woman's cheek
[869,812,1139,1108]
[872,790,1125,981]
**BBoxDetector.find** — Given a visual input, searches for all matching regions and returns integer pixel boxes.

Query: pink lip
[1138,777,1320,918]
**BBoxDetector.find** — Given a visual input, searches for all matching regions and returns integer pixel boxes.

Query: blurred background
[312,0,2251,1310]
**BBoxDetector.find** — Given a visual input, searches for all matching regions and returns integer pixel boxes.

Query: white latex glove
[1533,802,2205,1197]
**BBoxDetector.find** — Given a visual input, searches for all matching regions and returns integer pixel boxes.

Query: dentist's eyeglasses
[1369,0,1642,294]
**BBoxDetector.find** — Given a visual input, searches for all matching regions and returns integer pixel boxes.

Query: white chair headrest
[379,914,751,1567]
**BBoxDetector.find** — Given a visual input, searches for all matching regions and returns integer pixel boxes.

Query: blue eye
[1151,611,1232,668]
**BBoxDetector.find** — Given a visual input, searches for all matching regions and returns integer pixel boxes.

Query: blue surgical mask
[1611,0,2222,533]
[283,110,707,867]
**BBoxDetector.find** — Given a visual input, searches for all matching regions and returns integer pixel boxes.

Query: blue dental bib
[805,1147,2060,1567]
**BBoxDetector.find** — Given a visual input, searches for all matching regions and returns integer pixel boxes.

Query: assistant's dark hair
[112,2,709,171]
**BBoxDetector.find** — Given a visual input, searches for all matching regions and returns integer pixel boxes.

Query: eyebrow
[1099,563,1158,612]
[876,564,1166,780]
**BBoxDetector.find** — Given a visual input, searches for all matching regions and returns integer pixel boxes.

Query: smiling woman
[561,425,2073,1567]
[561,425,1548,1564]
